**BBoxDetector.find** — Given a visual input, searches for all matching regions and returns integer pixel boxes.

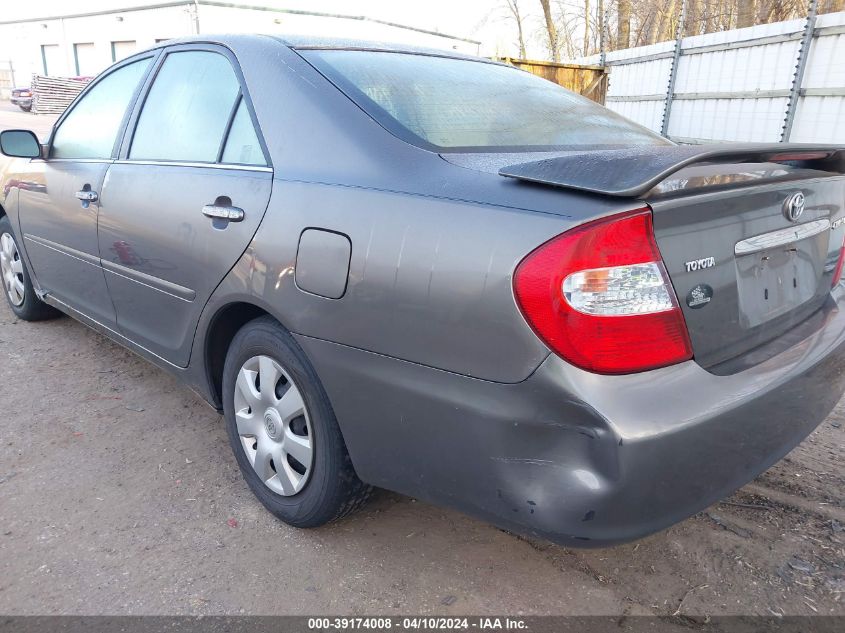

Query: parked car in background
[10,87,32,111]
[1,35,845,547]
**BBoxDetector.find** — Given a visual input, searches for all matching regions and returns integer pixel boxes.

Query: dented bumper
[296,288,845,546]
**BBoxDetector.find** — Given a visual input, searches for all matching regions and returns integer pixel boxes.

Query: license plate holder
[735,231,827,328]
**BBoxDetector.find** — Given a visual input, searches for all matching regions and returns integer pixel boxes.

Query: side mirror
[0,130,42,158]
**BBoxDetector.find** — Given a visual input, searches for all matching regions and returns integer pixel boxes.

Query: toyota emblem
[783,192,805,222]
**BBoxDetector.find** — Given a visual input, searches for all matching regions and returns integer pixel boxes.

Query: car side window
[130,51,241,162]
[51,58,151,160]
[221,99,265,166]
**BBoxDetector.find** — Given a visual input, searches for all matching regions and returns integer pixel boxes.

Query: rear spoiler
[498,144,845,198]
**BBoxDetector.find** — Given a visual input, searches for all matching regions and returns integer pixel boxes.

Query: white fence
[580,11,845,143]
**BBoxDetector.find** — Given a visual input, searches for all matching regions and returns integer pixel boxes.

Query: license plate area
[735,223,829,329]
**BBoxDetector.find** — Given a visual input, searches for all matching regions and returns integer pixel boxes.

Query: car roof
[148,33,495,65]
[274,34,483,59]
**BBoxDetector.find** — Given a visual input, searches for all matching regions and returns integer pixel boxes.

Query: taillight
[832,239,845,287]
[513,208,693,374]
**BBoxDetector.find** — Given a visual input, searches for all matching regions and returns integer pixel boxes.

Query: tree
[538,0,561,61]
[617,0,631,49]
[503,0,838,60]
[584,0,591,56]
[737,0,757,28]
[554,4,581,59]
[685,0,702,36]
[703,0,720,33]
[504,0,528,58]
[598,0,605,50]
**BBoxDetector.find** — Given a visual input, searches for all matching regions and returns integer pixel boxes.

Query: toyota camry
[1,35,844,546]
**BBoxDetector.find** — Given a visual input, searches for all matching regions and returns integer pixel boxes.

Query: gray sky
[0,1,494,32]
[2,0,563,59]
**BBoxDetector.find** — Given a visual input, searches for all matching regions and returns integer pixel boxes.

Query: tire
[19,104,31,112]
[0,216,60,321]
[223,315,371,527]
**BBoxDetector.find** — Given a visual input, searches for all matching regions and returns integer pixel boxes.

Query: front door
[98,48,272,366]
[17,56,153,327]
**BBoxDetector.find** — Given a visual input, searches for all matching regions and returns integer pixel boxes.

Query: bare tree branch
[503,0,528,58]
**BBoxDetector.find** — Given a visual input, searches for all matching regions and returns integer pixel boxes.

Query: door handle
[202,204,244,222]
[75,190,98,202]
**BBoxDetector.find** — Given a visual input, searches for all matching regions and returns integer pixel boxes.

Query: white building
[0,1,481,89]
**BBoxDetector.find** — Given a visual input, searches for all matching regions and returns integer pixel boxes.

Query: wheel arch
[203,301,274,409]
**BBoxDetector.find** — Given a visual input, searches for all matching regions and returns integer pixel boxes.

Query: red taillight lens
[513,208,693,374]
[832,241,845,288]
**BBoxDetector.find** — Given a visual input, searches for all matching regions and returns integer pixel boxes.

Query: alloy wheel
[233,355,314,496]
[0,232,25,307]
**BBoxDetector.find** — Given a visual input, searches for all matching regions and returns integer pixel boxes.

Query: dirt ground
[0,103,844,619]
[0,102,55,141]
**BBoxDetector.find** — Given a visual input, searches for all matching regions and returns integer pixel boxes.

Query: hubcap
[263,408,283,440]
[0,232,25,307]
[233,355,314,496]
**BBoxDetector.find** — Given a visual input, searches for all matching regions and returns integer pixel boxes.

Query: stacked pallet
[31,75,90,115]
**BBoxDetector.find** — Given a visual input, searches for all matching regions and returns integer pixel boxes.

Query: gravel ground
[0,102,843,619]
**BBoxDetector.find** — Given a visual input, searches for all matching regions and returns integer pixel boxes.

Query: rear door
[98,45,272,366]
[17,55,153,327]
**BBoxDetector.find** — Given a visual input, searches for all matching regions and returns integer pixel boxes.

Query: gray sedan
[1,35,844,546]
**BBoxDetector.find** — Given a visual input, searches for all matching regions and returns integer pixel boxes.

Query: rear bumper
[296,287,845,546]
[10,96,31,107]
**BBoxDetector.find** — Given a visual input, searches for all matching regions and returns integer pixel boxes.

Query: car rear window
[299,49,669,152]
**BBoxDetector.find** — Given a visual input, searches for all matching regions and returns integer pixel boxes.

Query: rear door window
[221,99,265,166]
[130,51,241,162]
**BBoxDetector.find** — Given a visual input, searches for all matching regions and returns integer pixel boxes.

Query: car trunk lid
[650,168,845,367]
[498,145,845,369]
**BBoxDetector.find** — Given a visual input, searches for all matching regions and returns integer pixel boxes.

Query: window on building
[111,41,137,63]
[73,42,97,76]
[40,44,61,76]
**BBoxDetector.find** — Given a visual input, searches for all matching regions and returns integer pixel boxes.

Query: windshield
[299,49,669,153]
